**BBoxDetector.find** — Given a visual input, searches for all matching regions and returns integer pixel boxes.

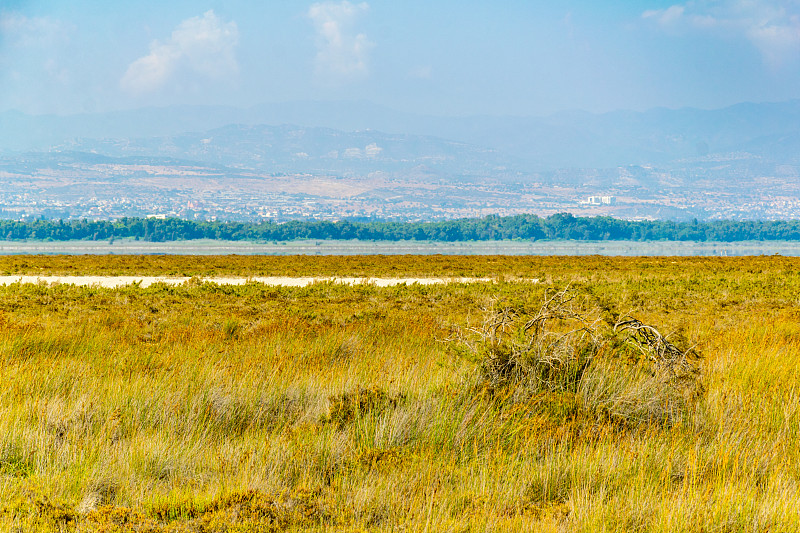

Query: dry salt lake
[1,239,800,256]
[0,275,502,288]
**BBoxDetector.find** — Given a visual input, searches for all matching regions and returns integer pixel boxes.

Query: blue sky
[1,0,800,116]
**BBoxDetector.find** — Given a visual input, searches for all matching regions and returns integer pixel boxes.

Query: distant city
[2,100,800,223]
[1,158,797,224]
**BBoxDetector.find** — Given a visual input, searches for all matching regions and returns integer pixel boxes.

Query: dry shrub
[72,489,331,531]
[166,488,329,530]
[466,288,600,397]
[358,447,403,470]
[83,505,152,529]
[581,317,704,427]
[452,287,704,428]
[1,492,77,529]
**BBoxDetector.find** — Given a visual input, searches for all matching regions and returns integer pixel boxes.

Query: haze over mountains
[1,99,799,222]
[4,99,800,168]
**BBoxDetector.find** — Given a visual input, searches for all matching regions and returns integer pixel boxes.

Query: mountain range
[3,99,800,170]
[1,99,800,222]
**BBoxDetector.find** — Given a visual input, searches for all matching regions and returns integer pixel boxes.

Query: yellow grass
[0,256,799,531]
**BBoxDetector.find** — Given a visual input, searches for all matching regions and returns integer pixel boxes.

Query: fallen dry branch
[451,287,704,427]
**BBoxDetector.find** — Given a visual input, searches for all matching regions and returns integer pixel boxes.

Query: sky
[2,0,800,117]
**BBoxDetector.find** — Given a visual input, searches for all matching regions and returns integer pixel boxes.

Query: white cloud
[643,1,800,68]
[121,10,239,95]
[642,5,686,26]
[308,1,371,84]
[0,13,68,48]
[747,18,800,67]
[0,13,73,92]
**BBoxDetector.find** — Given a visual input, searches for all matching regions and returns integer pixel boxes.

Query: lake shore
[0,238,798,256]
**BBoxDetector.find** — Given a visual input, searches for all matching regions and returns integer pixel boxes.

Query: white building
[581,195,616,206]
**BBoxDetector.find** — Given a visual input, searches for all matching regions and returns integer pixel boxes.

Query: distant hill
[3,99,800,170]
[47,124,516,180]
[3,99,800,223]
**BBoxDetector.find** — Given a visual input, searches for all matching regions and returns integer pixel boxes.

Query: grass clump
[323,386,406,428]
[0,441,35,478]
[76,478,119,514]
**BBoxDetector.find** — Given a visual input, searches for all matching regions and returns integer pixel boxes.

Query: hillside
[1,100,799,221]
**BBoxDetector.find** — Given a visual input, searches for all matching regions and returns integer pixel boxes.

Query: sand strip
[0,276,510,288]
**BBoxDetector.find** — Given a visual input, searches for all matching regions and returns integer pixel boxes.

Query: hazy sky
[2,0,800,116]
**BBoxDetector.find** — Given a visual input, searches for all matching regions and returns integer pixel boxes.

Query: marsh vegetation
[0,255,799,531]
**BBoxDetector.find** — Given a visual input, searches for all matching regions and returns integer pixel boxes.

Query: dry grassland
[0,255,799,531]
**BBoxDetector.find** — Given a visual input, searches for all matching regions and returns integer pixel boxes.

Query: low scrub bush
[451,287,704,428]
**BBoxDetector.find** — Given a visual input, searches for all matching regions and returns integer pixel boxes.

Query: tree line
[4,214,800,242]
